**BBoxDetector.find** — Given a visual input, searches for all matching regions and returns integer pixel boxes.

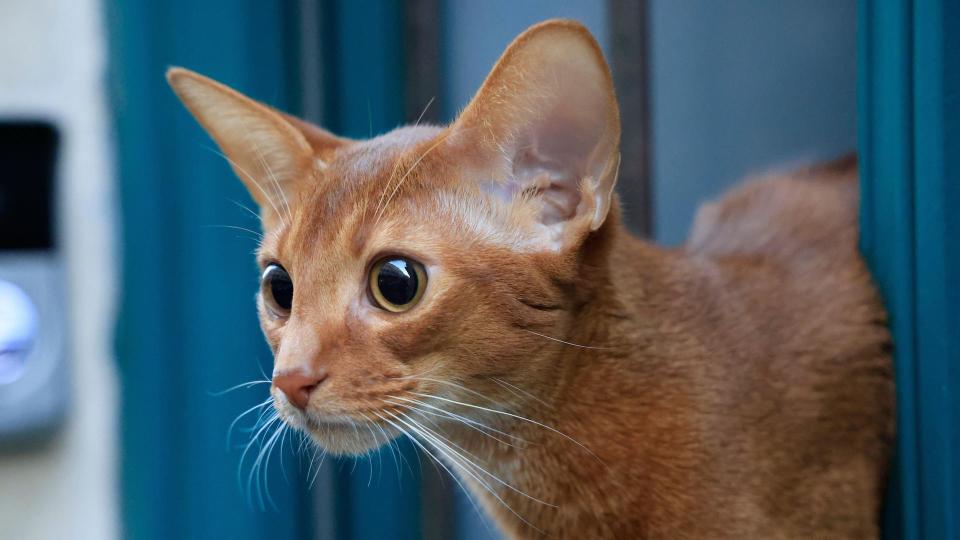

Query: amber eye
[261,264,293,317]
[369,257,427,312]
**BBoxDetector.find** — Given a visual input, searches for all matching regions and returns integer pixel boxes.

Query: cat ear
[447,20,621,249]
[166,67,346,225]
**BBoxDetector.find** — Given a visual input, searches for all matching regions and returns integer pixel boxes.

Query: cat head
[167,19,620,455]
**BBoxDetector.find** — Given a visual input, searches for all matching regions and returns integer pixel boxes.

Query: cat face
[167,20,620,455]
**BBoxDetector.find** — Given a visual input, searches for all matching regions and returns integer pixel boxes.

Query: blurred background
[0,1,858,539]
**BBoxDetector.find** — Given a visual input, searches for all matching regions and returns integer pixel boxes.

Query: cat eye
[262,263,294,317]
[369,257,427,313]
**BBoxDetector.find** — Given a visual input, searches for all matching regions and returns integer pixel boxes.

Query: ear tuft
[447,20,621,249]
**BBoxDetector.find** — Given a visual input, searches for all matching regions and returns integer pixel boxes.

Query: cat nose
[273,369,327,410]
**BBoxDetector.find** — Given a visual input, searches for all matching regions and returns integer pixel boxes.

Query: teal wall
[859,0,960,538]
[110,1,423,538]
[109,1,311,538]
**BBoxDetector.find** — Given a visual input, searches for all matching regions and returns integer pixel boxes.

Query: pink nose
[273,370,327,410]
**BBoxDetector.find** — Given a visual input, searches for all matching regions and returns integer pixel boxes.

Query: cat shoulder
[685,154,859,264]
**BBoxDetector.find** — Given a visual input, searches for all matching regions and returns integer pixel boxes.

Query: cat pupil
[377,259,418,306]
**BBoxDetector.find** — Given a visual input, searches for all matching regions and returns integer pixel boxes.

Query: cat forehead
[334,125,445,177]
[268,125,449,254]
[268,123,541,263]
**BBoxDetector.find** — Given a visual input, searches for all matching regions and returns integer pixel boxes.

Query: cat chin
[272,399,399,456]
[293,415,398,456]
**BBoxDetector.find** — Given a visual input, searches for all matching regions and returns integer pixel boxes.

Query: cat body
[168,19,893,540]
[448,157,893,539]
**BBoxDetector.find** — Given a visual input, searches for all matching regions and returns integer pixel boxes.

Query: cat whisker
[373,153,409,224]
[348,424,362,475]
[227,397,273,449]
[395,363,443,381]
[490,377,551,408]
[383,401,532,516]
[373,410,438,478]
[310,448,329,489]
[298,429,310,456]
[301,437,314,475]
[391,394,528,441]
[255,150,294,225]
[227,198,263,224]
[376,411,501,534]
[238,411,280,506]
[413,96,435,127]
[358,417,382,487]
[399,411,556,508]
[365,411,405,479]
[268,425,287,503]
[386,396,527,447]
[494,139,514,168]
[411,392,605,465]
[208,378,271,397]
[385,411,545,533]
[390,411,501,497]
[286,420,331,491]
[374,132,450,224]
[304,440,327,489]
[400,376,500,405]
[249,420,285,511]
[254,358,272,385]
[203,146,288,229]
[400,413,481,463]
[201,224,264,244]
[243,398,280,436]
[278,423,292,486]
[523,329,609,350]
[387,395,525,443]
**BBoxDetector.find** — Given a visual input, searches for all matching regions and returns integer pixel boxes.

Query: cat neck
[445,212,707,537]
[562,205,692,356]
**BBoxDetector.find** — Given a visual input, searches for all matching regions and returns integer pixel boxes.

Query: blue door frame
[859,0,959,538]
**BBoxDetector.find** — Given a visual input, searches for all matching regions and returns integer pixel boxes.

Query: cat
[167,19,893,540]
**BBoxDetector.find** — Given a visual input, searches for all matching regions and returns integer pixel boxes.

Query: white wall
[0,1,118,538]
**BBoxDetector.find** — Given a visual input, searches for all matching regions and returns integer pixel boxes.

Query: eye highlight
[262,264,293,317]
[369,257,427,313]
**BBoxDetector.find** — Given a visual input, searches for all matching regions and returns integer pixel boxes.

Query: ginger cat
[167,19,893,539]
